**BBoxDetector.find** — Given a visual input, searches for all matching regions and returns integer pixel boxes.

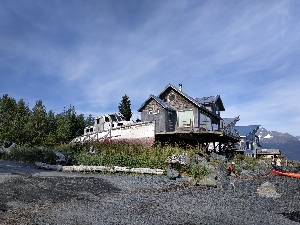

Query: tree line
[0,94,94,147]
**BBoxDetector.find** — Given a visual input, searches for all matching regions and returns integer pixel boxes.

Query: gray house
[138,84,240,150]
[233,125,261,158]
[138,84,224,134]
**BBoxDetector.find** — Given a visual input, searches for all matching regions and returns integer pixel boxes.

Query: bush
[2,146,56,164]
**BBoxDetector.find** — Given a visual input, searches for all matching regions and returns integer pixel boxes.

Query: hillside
[256,127,300,161]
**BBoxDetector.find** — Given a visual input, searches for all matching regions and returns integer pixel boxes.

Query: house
[256,149,282,158]
[138,83,239,150]
[233,125,261,158]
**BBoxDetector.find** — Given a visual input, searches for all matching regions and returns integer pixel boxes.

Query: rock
[197,173,218,187]
[0,143,16,153]
[215,163,230,188]
[54,151,66,164]
[257,182,281,199]
[211,153,226,162]
[165,153,190,165]
[176,174,193,182]
[240,170,258,178]
[166,166,180,180]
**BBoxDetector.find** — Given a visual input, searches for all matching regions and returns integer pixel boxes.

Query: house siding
[140,99,162,133]
[160,89,194,110]
[160,89,199,129]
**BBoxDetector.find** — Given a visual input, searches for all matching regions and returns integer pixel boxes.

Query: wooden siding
[160,89,194,110]
[141,98,163,112]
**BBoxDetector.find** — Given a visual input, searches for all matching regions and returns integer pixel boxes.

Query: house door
[178,109,194,127]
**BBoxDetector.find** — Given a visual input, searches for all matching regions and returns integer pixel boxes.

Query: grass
[1,141,242,180]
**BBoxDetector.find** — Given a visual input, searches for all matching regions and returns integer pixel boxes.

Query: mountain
[256,127,300,161]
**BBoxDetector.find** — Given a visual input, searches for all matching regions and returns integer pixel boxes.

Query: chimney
[179,84,182,92]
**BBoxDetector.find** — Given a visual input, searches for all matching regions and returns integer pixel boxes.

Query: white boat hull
[72,122,155,144]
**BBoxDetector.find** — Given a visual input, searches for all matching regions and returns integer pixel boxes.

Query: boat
[71,113,155,144]
[270,169,300,179]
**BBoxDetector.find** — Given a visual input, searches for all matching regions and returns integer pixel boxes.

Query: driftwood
[35,162,164,175]
[0,143,16,153]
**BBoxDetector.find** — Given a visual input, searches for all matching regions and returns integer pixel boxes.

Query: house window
[168,93,175,102]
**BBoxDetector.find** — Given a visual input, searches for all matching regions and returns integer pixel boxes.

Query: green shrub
[2,146,56,164]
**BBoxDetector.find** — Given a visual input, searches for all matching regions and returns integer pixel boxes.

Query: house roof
[223,116,240,127]
[234,125,260,137]
[137,94,175,112]
[157,83,221,120]
[195,95,225,111]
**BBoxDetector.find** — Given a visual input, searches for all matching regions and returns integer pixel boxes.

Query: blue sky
[1,0,300,136]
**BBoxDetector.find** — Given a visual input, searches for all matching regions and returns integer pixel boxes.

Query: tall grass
[0,141,212,180]
[75,141,185,169]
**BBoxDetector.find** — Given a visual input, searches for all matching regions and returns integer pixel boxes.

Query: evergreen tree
[55,111,69,144]
[27,100,47,146]
[55,105,86,143]
[13,99,31,145]
[85,114,95,127]
[0,94,17,144]
[45,110,57,146]
[118,94,132,121]
[75,114,86,137]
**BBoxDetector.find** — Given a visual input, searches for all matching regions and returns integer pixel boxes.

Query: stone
[0,143,16,153]
[165,153,190,165]
[176,174,193,182]
[197,173,218,187]
[211,153,226,162]
[166,165,180,180]
[257,182,281,199]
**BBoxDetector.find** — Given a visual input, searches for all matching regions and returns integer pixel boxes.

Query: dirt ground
[0,160,121,224]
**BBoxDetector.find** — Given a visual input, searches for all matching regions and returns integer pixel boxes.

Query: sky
[1,0,300,136]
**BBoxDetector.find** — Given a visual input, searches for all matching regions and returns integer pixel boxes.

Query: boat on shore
[271,169,300,179]
[71,113,155,144]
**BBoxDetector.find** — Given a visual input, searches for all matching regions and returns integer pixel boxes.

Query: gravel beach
[0,160,299,225]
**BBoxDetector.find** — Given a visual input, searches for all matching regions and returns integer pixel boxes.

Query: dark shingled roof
[195,95,225,111]
[234,125,260,137]
[137,94,175,112]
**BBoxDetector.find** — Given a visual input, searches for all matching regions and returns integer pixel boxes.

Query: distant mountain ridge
[256,127,300,161]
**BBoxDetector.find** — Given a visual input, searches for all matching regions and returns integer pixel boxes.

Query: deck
[155,127,240,147]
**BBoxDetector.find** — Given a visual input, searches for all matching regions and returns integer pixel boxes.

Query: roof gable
[137,94,175,112]
[234,125,260,136]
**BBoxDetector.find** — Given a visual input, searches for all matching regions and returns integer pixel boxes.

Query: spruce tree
[118,94,132,121]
